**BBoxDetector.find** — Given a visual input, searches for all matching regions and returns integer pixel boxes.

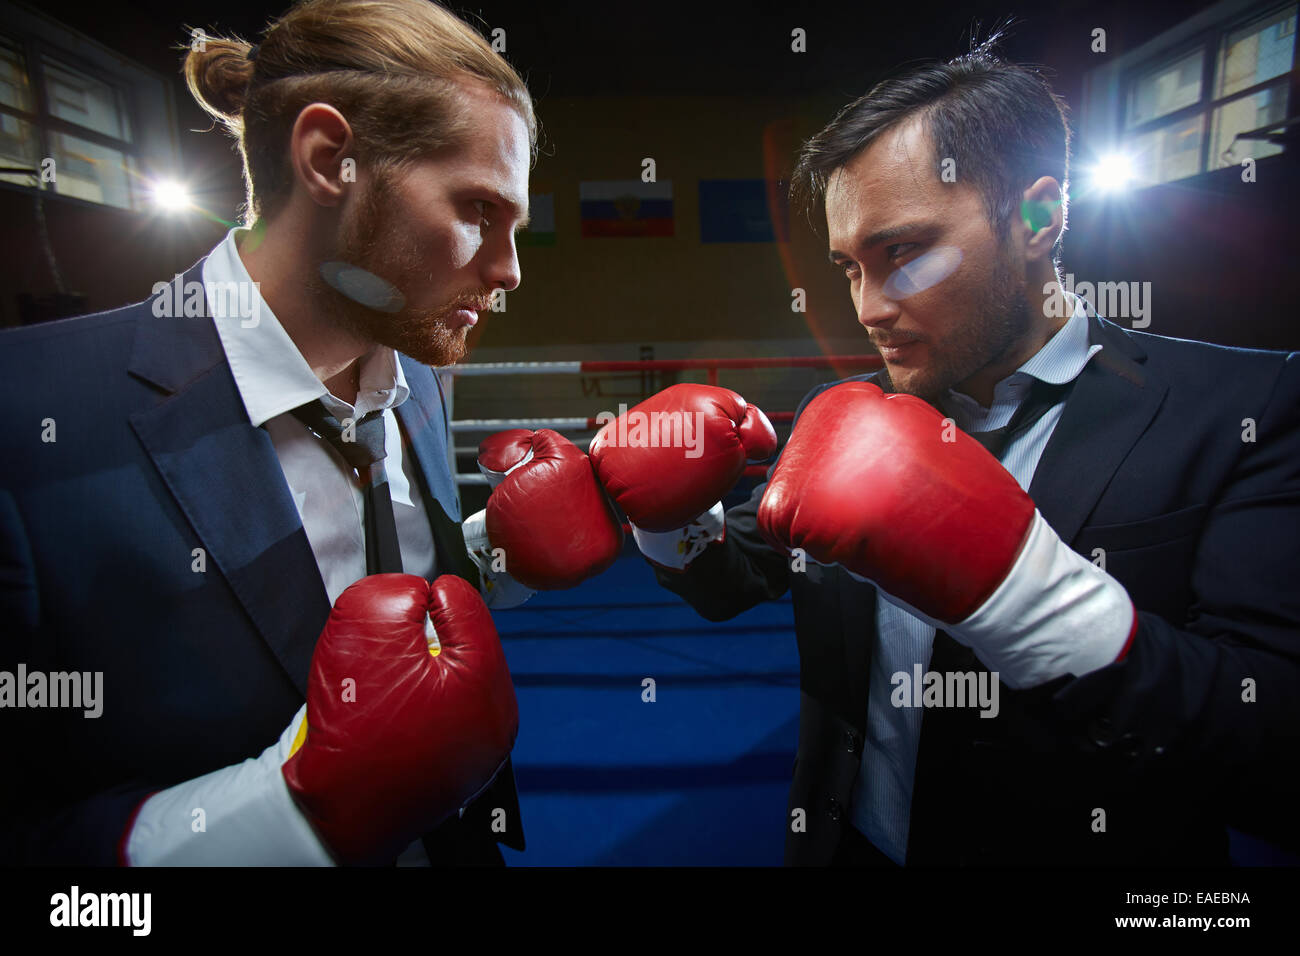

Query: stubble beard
[878,244,1034,408]
[308,169,487,368]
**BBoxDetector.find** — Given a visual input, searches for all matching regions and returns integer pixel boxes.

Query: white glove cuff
[462,508,537,609]
[124,705,336,866]
[631,502,726,571]
[478,446,534,489]
[882,510,1135,689]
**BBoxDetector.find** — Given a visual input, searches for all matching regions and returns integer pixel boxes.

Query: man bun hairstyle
[183,0,537,224]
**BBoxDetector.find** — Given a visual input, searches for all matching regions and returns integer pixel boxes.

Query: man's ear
[289,103,355,208]
[1020,199,1052,232]
[1019,177,1064,259]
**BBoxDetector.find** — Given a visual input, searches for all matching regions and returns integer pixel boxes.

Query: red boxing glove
[282,574,518,865]
[589,384,777,533]
[481,429,624,590]
[759,382,1031,620]
[758,382,1135,688]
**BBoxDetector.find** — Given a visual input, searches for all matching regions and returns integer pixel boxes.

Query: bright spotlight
[1092,153,1135,193]
[149,178,192,212]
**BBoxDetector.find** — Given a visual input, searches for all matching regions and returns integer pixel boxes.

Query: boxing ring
[442,354,882,486]
[440,353,880,865]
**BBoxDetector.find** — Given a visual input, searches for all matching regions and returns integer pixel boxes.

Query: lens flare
[1092,153,1135,193]
[149,179,191,212]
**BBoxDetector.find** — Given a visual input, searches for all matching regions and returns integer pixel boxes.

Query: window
[0,35,40,190]
[1122,3,1295,185]
[0,26,152,210]
[1128,49,1206,127]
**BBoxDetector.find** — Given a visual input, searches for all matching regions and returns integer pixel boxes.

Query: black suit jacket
[657,311,1300,865]
[0,258,524,864]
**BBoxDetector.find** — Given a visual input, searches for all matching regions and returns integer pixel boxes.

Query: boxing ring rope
[443,354,882,485]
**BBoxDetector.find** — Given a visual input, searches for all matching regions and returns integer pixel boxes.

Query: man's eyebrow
[827,222,934,262]
[479,187,529,228]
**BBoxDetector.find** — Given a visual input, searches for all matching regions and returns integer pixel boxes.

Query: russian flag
[579,180,674,238]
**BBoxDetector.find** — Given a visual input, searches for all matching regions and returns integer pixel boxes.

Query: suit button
[827,797,843,822]
[1087,716,1117,749]
[843,729,859,754]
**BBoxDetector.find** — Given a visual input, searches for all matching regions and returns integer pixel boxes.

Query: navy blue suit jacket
[0,258,524,864]
[658,310,1300,865]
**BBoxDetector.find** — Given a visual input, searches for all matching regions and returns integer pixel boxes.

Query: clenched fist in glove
[589,384,777,532]
[283,573,518,864]
[464,429,624,593]
[124,574,517,866]
[757,381,1137,689]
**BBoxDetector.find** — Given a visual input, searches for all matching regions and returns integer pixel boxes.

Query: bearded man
[0,0,624,866]
[624,36,1300,866]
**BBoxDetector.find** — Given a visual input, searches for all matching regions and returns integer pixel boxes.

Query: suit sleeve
[0,487,155,865]
[651,382,837,621]
[1051,352,1300,846]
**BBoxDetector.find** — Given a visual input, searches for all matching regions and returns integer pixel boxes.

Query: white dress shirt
[203,228,437,604]
[852,292,1104,864]
[204,228,438,865]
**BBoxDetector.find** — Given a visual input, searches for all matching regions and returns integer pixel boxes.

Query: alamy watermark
[0,664,102,718]
[1046,273,1151,328]
[151,274,261,328]
[595,404,706,459]
[50,886,150,935]
[891,663,999,718]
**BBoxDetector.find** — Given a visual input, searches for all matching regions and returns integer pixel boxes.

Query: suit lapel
[396,357,479,585]
[398,359,518,851]
[127,261,328,697]
[839,573,877,725]
[1029,312,1167,545]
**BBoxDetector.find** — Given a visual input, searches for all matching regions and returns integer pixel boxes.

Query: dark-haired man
[636,42,1300,866]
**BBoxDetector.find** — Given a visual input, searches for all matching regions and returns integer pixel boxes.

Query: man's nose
[856,283,900,329]
[485,235,521,293]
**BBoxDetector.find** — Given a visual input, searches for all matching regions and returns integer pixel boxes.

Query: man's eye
[835,260,860,279]
[472,200,491,225]
[887,243,917,260]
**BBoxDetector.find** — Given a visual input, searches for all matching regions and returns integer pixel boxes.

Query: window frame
[0,5,175,212]
[1117,3,1298,181]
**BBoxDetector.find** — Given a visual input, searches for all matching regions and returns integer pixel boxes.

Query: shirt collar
[203,227,409,427]
[945,290,1102,413]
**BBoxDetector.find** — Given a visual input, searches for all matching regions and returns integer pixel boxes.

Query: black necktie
[295,399,461,867]
[955,377,1074,461]
[291,400,404,574]
[877,376,1079,863]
